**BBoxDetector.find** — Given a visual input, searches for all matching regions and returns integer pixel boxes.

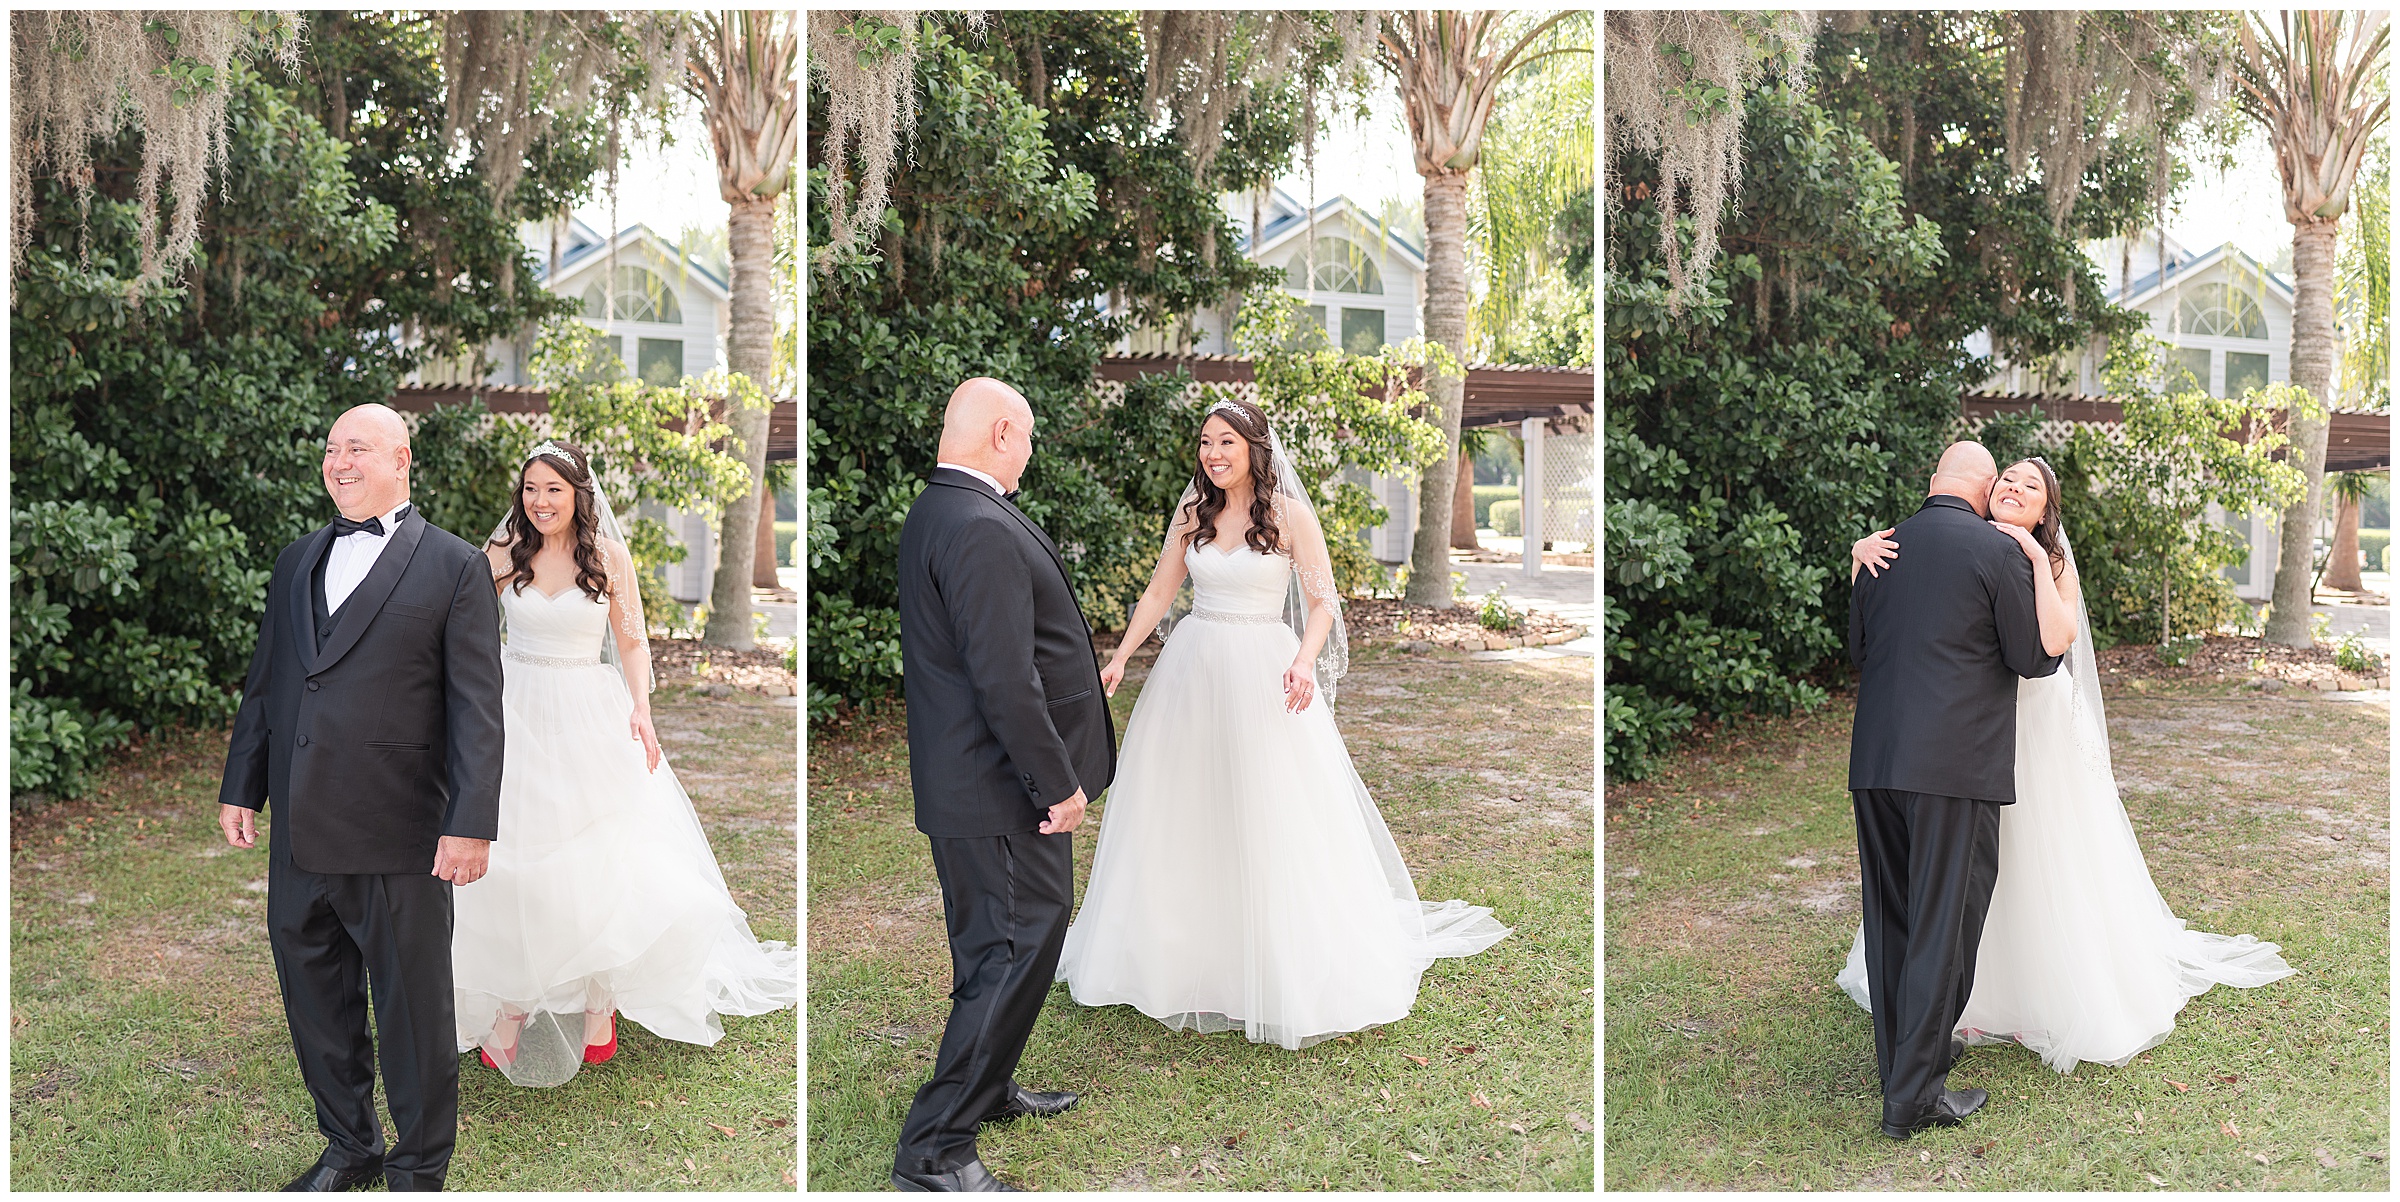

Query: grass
[1603,676,2390,1191]
[9,690,799,1190]
[806,643,1595,1190]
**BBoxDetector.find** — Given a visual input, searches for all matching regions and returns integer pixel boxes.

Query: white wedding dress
[451,582,797,1087]
[1055,540,1510,1050]
[1836,597,2293,1073]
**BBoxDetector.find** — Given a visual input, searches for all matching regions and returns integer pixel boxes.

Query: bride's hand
[1989,520,2042,563]
[1852,529,1898,577]
[1282,660,1316,713]
[630,708,662,773]
[1100,658,1126,697]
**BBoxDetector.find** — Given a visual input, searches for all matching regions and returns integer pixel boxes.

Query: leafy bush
[2334,630,2381,675]
[1605,87,1968,780]
[1473,484,1518,529]
[1490,499,1522,537]
[1477,586,1523,633]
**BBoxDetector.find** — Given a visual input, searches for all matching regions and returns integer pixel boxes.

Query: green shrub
[1491,499,1522,537]
[2334,630,2380,675]
[1478,585,1523,632]
[1473,484,1518,530]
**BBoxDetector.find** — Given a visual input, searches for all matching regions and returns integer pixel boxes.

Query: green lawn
[1604,679,2390,1190]
[807,643,1595,1190]
[10,690,799,1190]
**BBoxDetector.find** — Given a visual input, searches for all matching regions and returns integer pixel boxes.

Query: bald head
[323,403,413,520]
[1928,441,1998,518]
[938,377,1036,492]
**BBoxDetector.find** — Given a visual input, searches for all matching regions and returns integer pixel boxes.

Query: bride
[453,440,797,1087]
[1840,455,2293,1073]
[1054,397,1510,1050]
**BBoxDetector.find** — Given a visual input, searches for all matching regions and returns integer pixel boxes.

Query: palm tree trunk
[703,193,779,648]
[1405,171,1472,607]
[2264,220,2340,647]
[1451,445,1479,549]
[2326,491,2365,592]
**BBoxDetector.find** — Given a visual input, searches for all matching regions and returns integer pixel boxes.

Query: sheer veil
[1156,401,1352,706]
[486,441,654,695]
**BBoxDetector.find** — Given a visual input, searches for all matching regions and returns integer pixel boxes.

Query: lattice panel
[1541,430,1596,547]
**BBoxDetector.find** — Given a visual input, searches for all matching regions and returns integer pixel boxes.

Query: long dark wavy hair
[497,442,609,601]
[1179,399,1282,555]
[2001,456,2069,579]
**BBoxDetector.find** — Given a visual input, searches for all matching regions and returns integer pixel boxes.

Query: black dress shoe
[1880,1087,1988,1140]
[282,1155,384,1192]
[981,1083,1080,1124]
[892,1158,1019,1191]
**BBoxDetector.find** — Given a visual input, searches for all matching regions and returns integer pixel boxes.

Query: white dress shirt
[936,462,1007,497]
[324,501,412,613]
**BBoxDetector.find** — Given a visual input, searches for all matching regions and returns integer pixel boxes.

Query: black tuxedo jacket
[1847,494,2063,803]
[897,468,1118,838]
[219,507,506,874]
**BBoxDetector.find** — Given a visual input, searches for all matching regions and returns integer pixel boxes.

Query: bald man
[891,377,1116,1191]
[1845,441,2062,1140]
[219,403,505,1191]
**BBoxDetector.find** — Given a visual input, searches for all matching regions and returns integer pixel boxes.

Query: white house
[1120,187,1426,356]
[409,215,736,604]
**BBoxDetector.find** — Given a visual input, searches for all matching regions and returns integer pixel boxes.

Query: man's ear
[394,445,413,474]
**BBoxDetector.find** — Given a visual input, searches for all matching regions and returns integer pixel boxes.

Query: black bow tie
[1002,490,1021,503]
[333,506,407,538]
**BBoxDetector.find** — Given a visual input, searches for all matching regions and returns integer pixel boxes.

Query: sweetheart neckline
[514,583,598,603]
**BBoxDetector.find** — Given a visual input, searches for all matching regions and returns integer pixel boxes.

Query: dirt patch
[649,637,796,698]
[91,914,276,995]
[806,888,944,960]
[2098,634,2387,691]
[16,1067,74,1103]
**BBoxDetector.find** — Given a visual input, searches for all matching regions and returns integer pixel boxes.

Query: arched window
[2175,282,2268,339]
[582,266,684,324]
[1291,236,1384,295]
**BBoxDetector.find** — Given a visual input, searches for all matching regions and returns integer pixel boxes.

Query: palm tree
[2322,470,2375,592]
[1380,11,1581,606]
[689,11,799,650]
[2232,11,2390,646]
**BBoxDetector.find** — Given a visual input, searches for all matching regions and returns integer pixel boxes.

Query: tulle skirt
[452,657,797,1087]
[1837,673,2292,1073]
[1056,614,1509,1050]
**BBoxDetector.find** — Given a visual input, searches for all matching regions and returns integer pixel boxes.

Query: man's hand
[1039,788,1088,835]
[432,836,492,885]
[220,804,259,849]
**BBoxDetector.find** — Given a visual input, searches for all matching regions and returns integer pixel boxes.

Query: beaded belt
[504,646,604,668]
[1187,608,1283,626]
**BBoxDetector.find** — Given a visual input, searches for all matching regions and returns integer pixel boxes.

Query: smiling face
[1991,460,2052,531]
[519,459,575,540]
[321,406,411,520]
[1197,414,1253,492]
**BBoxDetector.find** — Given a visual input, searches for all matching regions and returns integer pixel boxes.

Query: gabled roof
[1238,187,1426,270]
[531,219,731,301]
[2111,239,2294,311]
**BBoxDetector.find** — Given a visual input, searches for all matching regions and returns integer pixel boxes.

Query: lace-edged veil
[1155,400,1352,706]
[2057,521,2111,767]
[485,441,653,694]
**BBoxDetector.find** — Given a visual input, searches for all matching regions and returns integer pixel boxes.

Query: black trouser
[894,831,1074,1176]
[1851,789,2001,1124]
[266,836,458,1191]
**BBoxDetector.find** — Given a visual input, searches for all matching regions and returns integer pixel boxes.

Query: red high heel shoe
[583,1015,617,1064]
[479,1043,515,1071]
